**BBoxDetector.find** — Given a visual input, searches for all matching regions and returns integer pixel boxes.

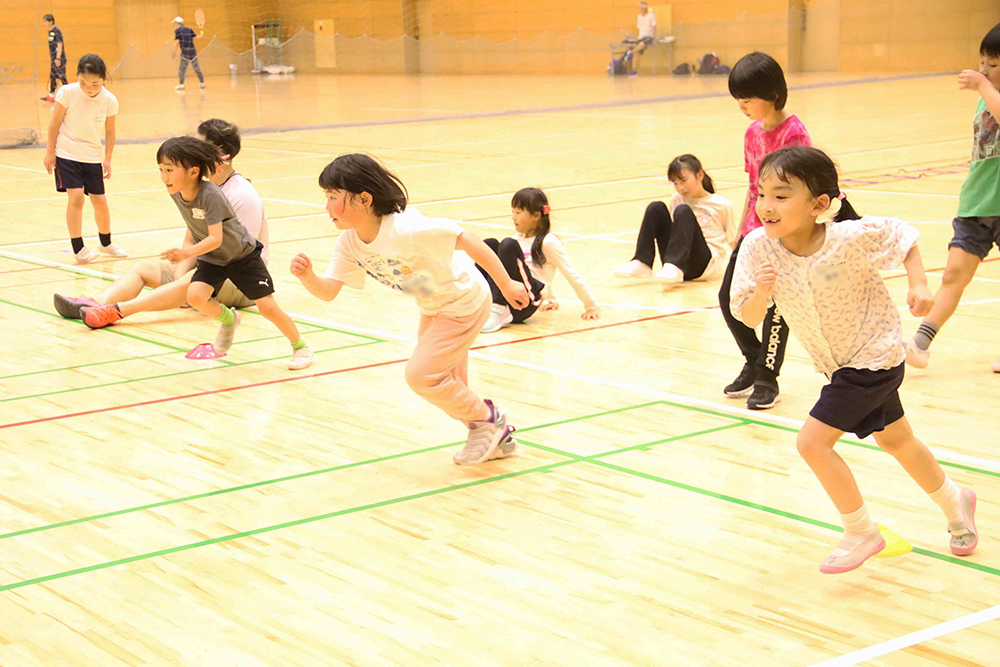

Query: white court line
[847,189,959,198]
[809,604,1000,667]
[0,164,47,174]
[0,227,183,250]
[0,249,121,279]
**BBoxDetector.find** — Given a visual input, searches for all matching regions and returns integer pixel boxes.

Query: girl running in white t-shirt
[730,146,978,574]
[43,54,126,263]
[291,154,530,465]
[615,154,736,285]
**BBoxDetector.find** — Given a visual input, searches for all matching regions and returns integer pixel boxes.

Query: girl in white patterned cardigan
[730,146,978,574]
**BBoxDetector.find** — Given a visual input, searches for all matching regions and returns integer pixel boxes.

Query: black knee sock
[99,232,111,247]
[71,237,84,254]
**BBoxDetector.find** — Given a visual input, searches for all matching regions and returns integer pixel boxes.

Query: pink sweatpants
[404,297,491,424]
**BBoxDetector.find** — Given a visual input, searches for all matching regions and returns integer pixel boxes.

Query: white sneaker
[199,82,206,89]
[74,247,99,264]
[903,337,929,369]
[213,311,242,354]
[288,345,314,370]
[655,263,684,284]
[613,259,653,279]
[482,303,513,333]
[454,399,514,465]
[174,84,185,90]
[98,242,128,258]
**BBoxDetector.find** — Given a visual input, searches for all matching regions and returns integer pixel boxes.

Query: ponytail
[667,153,714,194]
[833,195,861,222]
[758,146,863,223]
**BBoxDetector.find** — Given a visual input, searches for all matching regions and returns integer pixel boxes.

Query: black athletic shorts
[54,157,105,195]
[191,242,275,301]
[809,363,905,439]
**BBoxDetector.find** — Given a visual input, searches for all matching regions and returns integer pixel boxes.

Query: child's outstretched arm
[959,69,1000,121]
[456,230,530,309]
[291,253,343,302]
[902,244,933,317]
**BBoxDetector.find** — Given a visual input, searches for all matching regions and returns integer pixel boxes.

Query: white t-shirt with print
[730,216,919,377]
[514,232,597,308]
[637,12,657,39]
[54,83,119,164]
[325,208,489,317]
[220,172,269,263]
[669,192,736,261]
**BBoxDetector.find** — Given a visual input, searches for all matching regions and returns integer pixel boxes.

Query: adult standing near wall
[172,16,206,91]
[627,2,657,77]
[41,14,67,102]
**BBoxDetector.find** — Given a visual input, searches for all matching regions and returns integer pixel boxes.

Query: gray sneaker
[213,311,242,354]
[487,431,518,461]
[454,399,514,465]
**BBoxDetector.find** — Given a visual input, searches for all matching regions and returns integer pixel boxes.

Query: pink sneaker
[54,293,98,319]
[819,531,885,574]
[81,303,123,329]
[950,488,978,556]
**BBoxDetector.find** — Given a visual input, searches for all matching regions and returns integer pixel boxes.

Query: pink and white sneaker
[949,488,978,556]
[819,531,885,574]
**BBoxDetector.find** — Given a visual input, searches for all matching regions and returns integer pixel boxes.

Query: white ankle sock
[928,477,964,527]
[840,505,879,546]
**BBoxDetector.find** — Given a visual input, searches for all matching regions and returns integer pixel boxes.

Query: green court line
[0,400,661,540]
[0,339,381,405]
[0,253,383,342]
[1,401,996,594]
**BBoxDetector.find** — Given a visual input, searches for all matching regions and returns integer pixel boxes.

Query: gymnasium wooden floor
[1,71,998,666]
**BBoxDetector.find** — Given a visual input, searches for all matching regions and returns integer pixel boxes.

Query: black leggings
[718,236,789,382]
[632,202,712,280]
[48,61,67,94]
[478,238,545,324]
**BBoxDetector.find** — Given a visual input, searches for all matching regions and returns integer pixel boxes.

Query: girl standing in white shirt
[479,187,600,332]
[291,154,530,465]
[42,54,126,264]
[731,146,978,574]
[615,154,736,285]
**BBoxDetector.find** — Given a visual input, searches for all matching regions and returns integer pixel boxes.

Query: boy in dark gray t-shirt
[146,137,312,369]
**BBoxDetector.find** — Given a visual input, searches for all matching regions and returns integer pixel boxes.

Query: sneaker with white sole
[454,399,514,465]
[747,380,780,410]
[903,337,929,369]
[98,242,128,258]
[175,84,186,90]
[199,82,206,89]
[54,293,98,319]
[724,364,756,398]
[655,263,684,284]
[288,345,314,370]
[487,432,519,461]
[820,530,886,574]
[482,303,513,333]
[613,259,653,279]
[213,311,242,354]
[949,487,978,556]
[74,247,99,264]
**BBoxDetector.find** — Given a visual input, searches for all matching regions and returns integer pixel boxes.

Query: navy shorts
[191,242,275,302]
[809,364,905,439]
[54,157,105,195]
[949,216,1000,260]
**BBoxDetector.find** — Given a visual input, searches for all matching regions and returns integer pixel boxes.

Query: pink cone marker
[186,343,226,360]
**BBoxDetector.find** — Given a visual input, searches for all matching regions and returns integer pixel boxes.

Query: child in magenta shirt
[718,51,812,410]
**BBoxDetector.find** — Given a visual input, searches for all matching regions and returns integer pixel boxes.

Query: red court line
[2,307,707,430]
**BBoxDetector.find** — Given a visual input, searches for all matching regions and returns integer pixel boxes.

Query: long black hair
[667,154,715,194]
[318,153,407,216]
[758,146,861,222]
[156,136,223,180]
[511,187,551,268]
[77,54,107,79]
